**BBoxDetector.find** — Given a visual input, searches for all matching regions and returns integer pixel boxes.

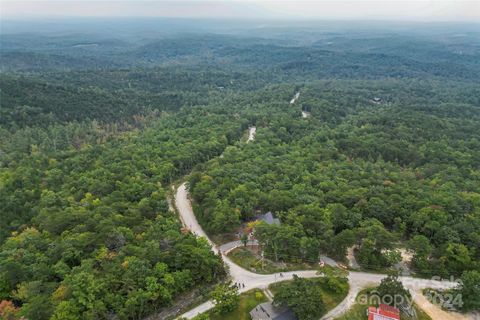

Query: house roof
[259,211,281,225]
[368,304,400,320]
[250,302,296,320]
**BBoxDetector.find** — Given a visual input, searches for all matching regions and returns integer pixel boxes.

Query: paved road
[175,183,218,253]
[247,126,256,142]
[290,91,300,104]
[219,239,258,254]
[175,183,464,320]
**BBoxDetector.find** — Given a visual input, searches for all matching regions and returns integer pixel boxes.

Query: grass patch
[335,288,432,320]
[334,297,368,320]
[228,247,319,274]
[208,289,268,320]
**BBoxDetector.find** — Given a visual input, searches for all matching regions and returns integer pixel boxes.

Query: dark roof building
[259,211,281,225]
[250,302,296,320]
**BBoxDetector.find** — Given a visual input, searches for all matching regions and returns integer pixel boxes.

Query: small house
[250,302,296,320]
[371,97,383,104]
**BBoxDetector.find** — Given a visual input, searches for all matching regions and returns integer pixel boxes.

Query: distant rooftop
[250,302,296,320]
[259,211,281,225]
[368,304,400,320]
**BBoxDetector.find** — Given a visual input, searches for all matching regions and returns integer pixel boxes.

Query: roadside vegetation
[192,289,267,320]
[423,270,480,313]
[270,273,349,320]
[228,246,319,274]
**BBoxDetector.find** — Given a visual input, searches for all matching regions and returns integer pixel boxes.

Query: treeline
[0,67,287,130]
[2,32,479,83]
[188,80,480,278]
[0,75,146,128]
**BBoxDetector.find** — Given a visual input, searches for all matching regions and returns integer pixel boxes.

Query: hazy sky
[2,0,480,22]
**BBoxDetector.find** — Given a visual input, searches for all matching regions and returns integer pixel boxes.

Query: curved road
[174,183,464,319]
[176,183,322,318]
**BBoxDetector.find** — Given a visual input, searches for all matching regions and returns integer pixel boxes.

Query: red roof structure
[367,304,400,320]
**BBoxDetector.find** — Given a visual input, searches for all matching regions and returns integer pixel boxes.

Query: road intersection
[175,182,466,319]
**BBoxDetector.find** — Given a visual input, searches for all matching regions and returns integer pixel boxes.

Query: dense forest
[1,19,479,319]
[0,106,247,318]
[189,80,480,277]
